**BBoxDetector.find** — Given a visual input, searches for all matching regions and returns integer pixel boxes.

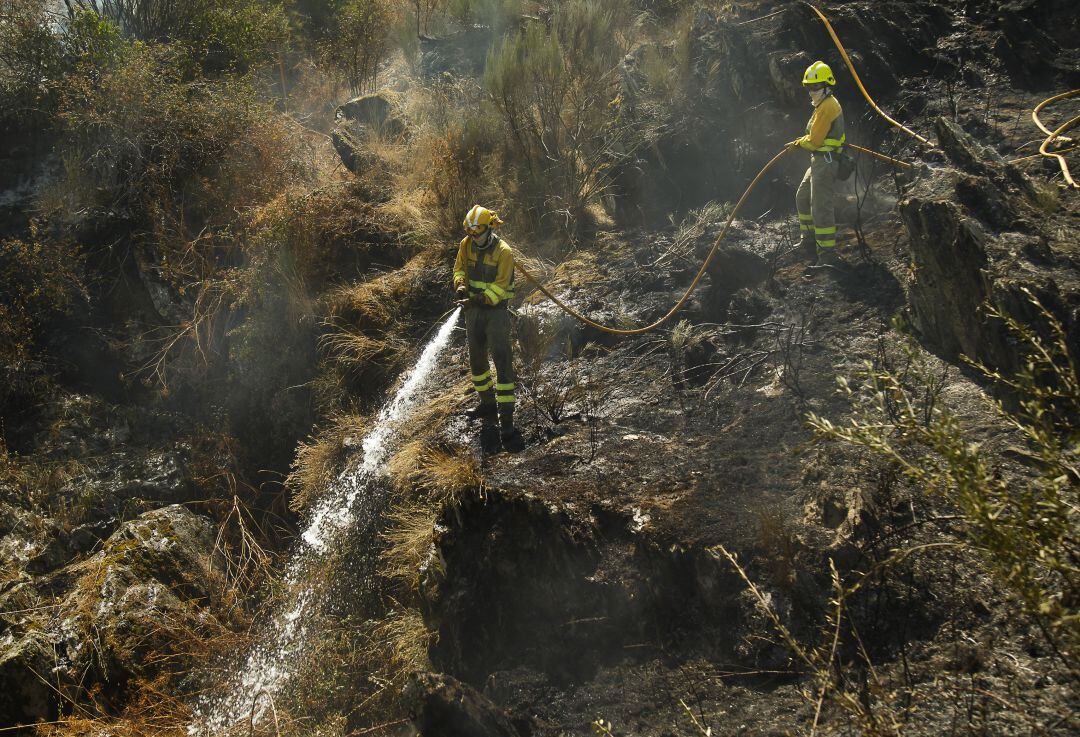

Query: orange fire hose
[801,3,934,147]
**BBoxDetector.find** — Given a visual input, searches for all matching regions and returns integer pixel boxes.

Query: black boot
[464,391,496,419]
[499,406,524,452]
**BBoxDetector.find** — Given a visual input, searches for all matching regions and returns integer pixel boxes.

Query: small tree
[483,0,637,239]
[0,0,62,129]
[62,0,191,41]
[320,0,390,95]
[62,0,288,73]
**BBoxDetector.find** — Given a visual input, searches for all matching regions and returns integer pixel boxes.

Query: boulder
[56,450,197,525]
[54,505,224,694]
[703,245,770,319]
[338,93,391,128]
[0,631,56,726]
[331,125,367,174]
[768,51,811,108]
[404,671,520,737]
[994,8,1080,89]
[935,117,1006,177]
[337,92,406,138]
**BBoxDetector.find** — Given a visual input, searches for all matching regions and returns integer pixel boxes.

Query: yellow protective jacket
[453,235,515,306]
[797,94,846,153]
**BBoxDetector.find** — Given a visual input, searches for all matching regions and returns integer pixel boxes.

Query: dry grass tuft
[285,413,368,513]
[386,382,479,501]
[391,442,482,502]
[374,608,434,675]
[379,380,479,591]
[323,251,442,331]
[379,501,441,593]
[318,325,411,382]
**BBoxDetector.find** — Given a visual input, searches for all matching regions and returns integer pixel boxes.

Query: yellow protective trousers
[465,304,515,431]
[795,153,839,252]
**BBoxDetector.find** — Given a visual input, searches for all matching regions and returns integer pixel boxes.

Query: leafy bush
[52,41,298,227]
[0,0,63,131]
[64,0,288,73]
[425,97,502,239]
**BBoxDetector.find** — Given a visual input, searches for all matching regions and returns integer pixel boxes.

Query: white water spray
[189,307,461,735]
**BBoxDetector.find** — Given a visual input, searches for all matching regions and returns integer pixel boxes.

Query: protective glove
[468,293,486,306]
[787,138,803,150]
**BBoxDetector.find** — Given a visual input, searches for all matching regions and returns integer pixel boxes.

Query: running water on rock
[189,307,462,735]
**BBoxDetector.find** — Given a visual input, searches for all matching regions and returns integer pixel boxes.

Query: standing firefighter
[453,205,524,451]
[790,60,845,267]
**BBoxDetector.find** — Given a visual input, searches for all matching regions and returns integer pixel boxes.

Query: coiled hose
[1031,89,1079,189]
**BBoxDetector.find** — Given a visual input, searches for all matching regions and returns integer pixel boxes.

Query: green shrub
[483,0,637,239]
[187,0,290,74]
[808,297,1079,666]
[0,0,63,132]
[50,39,304,260]
[62,0,288,75]
[317,0,391,94]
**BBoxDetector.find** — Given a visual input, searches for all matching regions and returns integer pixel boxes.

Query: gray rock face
[58,450,197,526]
[898,117,1079,373]
[0,631,55,725]
[332,92,406,173]
[338,92,394,129]
[0,505,222,728]
[769,50,812,107]
[704,245,770,318]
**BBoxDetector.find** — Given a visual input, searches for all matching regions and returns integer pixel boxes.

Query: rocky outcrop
[992,1,1080,89]
[0,631,55,725]
[899,117,1080,372]
[423,489,813,688]
[333,92,407,173]
[703,245,770,318]
[0,505,223,727]
[404,672,521,737]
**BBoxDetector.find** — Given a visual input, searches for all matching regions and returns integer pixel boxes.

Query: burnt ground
[403,38,1080,725]
[3,1,1078,735]
[411,186,1077,735]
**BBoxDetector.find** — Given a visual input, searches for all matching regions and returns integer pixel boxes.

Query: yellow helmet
[463,205,503,236]
[802,61,836,87]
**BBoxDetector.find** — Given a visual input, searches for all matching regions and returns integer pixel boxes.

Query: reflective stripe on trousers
[795,154,839,250]
[464,305,515,430]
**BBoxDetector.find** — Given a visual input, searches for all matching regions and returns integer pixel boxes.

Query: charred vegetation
[1,1,1077,736]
